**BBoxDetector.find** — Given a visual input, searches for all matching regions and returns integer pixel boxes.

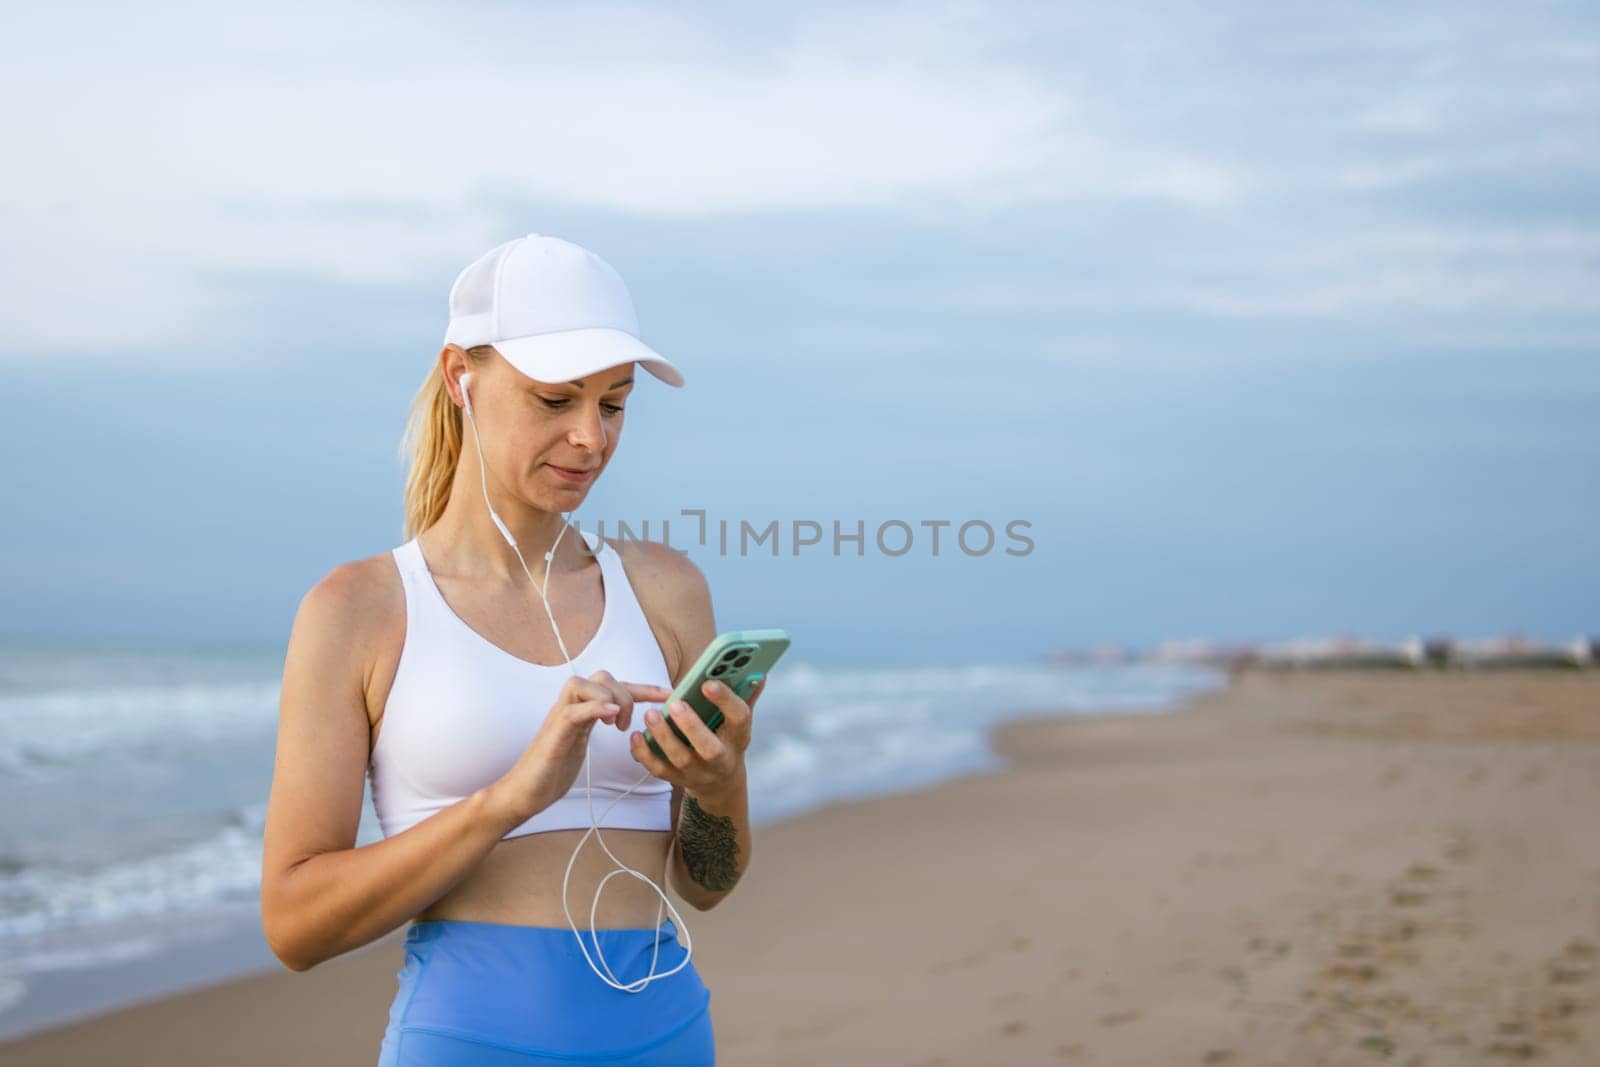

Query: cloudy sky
[3,1,1596,661]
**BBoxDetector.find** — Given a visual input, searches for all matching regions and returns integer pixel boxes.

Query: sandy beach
[4,668,1597,1065]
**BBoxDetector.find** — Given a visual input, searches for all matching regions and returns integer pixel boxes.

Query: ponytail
[399,345,492,540]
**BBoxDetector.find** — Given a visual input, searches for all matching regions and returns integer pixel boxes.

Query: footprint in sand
[1532,936,1597,991]
[1357,1035,1395,1057]
[1246,936,1291,960]
[1371,991,1420,1022]
[1322,962,1382,983]
[1097,1007,1143,1027]
[1538,994,1580,1022]
[1547,962,1591,986]
[1378,765,1408,787]
[1443,830,1475,864]
[1560,939,1596,960]
[1485,1039,1541,1059]
[1389,888,1431,908]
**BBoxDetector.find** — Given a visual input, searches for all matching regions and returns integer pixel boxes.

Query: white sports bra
[367,528,673,840]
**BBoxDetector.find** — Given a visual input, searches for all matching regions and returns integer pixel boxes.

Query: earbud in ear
[459,372,475,418]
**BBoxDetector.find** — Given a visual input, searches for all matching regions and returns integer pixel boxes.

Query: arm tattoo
[678,795,742,892]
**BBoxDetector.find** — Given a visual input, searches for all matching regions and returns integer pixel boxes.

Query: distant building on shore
[1042,632,1595,672]
[1450,634,1593,670]
[1252,635,1421,670]
[1145,640,1259,671]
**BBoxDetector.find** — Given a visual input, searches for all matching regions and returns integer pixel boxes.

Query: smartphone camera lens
[718,649,740,662]
[710,664,728,676]
[733,654,752,669]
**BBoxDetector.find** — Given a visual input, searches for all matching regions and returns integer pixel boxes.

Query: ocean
[0,639,1224,1039]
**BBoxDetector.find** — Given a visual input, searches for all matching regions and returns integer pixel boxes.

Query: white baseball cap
[443,234,685,388]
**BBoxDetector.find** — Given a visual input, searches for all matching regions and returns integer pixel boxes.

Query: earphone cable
[463,391,691,992]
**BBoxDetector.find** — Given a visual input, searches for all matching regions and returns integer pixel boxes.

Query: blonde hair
[399,345,494,540]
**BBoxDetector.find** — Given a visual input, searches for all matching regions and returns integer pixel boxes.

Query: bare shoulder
[607,536,709,599]
[291,550,405,699]
[606,536,716,681]
[298,551,403,631]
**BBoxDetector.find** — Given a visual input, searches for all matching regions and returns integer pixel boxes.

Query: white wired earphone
[459,370,693,993]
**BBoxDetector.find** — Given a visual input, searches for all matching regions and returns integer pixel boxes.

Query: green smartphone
[644,628,790,761]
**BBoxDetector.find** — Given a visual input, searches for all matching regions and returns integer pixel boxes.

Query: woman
[259,234,759,1065]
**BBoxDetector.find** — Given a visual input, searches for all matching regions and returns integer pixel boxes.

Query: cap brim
[490,327,685,388]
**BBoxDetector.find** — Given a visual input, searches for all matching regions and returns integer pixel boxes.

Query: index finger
[607,682,674,732]
[576,680,672,732]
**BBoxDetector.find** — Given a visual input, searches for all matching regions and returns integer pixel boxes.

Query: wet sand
[4,669,1597,1065]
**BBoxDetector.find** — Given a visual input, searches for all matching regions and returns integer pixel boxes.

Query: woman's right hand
[492,670,674,824]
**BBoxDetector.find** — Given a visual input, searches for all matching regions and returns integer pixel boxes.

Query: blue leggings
[376,918,715,1065]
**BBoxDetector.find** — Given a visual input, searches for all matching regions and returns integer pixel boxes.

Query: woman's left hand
[630,677,765,798]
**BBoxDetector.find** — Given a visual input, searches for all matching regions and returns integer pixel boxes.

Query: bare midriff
[412,826,678,929]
